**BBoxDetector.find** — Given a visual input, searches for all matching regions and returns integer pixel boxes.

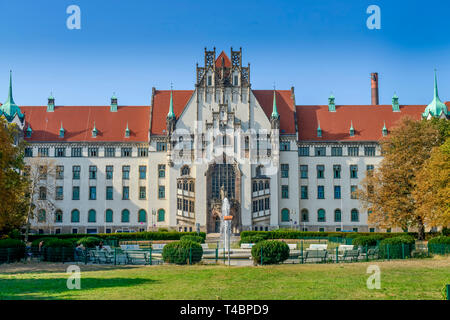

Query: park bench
[120,244,140,250]
[240,243,254,249]
[340,249,360,262]
[126,250,151,265]
[304,249,328,263]
[152,243,166,251]
[309,244,328,250]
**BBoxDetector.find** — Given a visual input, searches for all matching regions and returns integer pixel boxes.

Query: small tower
[110,93,118,112]
[92,122,98,138]
[166,89,176,135]
[59,122,65,138]
[328,93,336,112]
[349,121,355,137]
[125,122,130,138]
[0,71,24,124]
[392,93,400,112]
[47,93,55,112]
[25,125,32,138]
[317,122,322,138]
[270,90,280,129]
[382,122,388,137]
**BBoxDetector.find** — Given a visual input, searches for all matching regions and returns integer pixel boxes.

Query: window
[122,186,129,200]
[181,166,190,176]
[334,209,342,222]
[252,201,257,213]
[105,147,115,157]
[89,186,97,200]
[55,210,63,223]
[89,166,97,179]
[157,142,167,152]
[317,185,324,199]
[72,186,80,200]
[72,166,80,180]
[348,147,359,156]
[366,165,374,173]
[350,185,358,199]
[350,165,358,179]
[280,141,290,151]
[364,147,376,157]
[106,166,113,179]
[333,165,341,179]
[138,209,147,223]
[207,75,212,86]
[233,75,238,86]
[317,209,326,222]
[122,166,130,179]
[55,147,66,157]
[139,186,146,200]
[121,147,132,157]
[105,209,113,223]
[106,186,113,200]
[56,166,64,179]
[353,228,358,232]
[265,198,270,210]
[301,209,309,222]
[281,164,289,178]
[157,209,165,222]
[314,147,326,156]
[301,186,308,199]
[334,185,341,199]
[88,209,96,223]
[351,209,359,222]
[139,166,147,179]
[369,228,375,233]
[158,164,166,178]
[88,147,98,157]
[316,165,325,178]
[331,147,342,156]
[39,187,47,200]
[72,228,78,234]
[281,209,290,222]
[300,165,308,179]
[24,148,33,157]
[38,147,49,157]
[71,147,82,157]
[281,185,289,199]
[158,186,165,199]
[121,209,130,223]
[298,147,310,156]
[56,186,64,200]
[37,209,46,223]
[138,147,148,157]
[39,165,47,180]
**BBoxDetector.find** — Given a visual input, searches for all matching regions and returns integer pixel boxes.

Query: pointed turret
[167,90,175,120]
[92,121,98,137]
[317,122,322,138]
[166,88,176,136]
[270,90,280,130]
[392,93,400,112]
[328,93,336,112]
[0,71,24,122]
[382,122,388,137]
[47,93,55,112]
[422,70,448,119]
[125,122,130,138]
[59,122,65,138]
[349,121,355,137]
[25,124,32,138]
[110,93,118,112]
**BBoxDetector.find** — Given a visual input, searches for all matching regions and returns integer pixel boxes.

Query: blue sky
[1,0,450,106]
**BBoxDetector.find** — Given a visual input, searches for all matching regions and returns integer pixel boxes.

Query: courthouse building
[1,48,448,234]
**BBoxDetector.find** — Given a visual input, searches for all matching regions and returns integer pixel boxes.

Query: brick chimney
[371,73,379,105]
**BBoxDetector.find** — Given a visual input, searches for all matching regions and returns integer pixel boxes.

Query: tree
[357,117,442,239]
[413,138,450,229]
[0,118,29,235]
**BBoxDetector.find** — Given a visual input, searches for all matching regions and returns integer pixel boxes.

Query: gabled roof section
[150,90,193,135]
[296,104,426,141]
[215,51,232,69]
[21,105,150,142]
[253,90,296,134]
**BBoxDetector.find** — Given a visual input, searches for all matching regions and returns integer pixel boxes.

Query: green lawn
[0,256,449,300]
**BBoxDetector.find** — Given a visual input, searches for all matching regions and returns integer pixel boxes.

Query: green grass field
[0,256,449,300]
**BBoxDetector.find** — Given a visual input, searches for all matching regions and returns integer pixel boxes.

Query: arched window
[88,209,96,223]
[259,181,263,191]
[301,209,309,222]
[183,180,188,191]
[189,181,194,192]
[281,208,290,222]
[157,209,165,222]
[105,209,113,223]
[55,210,63,223]
[252,181,257,192]
[121,209,130,223]
[39,187,47,200]
[334,209,342,222]
[138,209,147,223]
[351,209,359,222]
[181,166,190,176]
[37,209,46,223]
[317,209,326,222]
[71,209,80,223]
[264,180,270,190]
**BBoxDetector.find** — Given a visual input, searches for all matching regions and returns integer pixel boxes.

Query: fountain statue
[220,187,231,252]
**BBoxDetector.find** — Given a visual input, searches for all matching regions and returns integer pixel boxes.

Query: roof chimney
[371,73,379,105]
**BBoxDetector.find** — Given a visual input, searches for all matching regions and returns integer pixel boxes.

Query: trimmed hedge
[0,239,25,249]
[239,235,265,245]
[428,236,450,245]
[76,237,101,248]
[162,240,203,265]
[180,235,204,244]
[352,235,385,247]
[28,231,206,242]
[241,230,408,240]
[251,240,290,265]
[428,236,450,255]
[379,236,415,259]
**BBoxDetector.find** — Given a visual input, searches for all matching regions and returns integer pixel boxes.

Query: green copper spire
[423,70,448,118]
[382,121,388,136]
[125,122,130,138]
[26,125,32,137]
[271,90,279,119]
[167,90,175,119]
[110,93,118,112]
[59,122,65,138]
[92,121,98,137]
[47,92,55,112]
[317,121,322,137]
[349,121,355,136]
[392,93,400,112]
[0,71,24,122]
[328,93,336,112]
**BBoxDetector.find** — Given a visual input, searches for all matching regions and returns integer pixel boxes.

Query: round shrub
[240,235,265,245]
[0,239,25,263]
[251,240,290,265]
[180,235,204,244]
[379,236,415,259]
[76,237,101,248]
[162,240,203,265]
[352,235,385,247]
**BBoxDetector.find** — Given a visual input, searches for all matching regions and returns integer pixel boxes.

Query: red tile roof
[253,90,296,134]
[21,106,150,142]
[215,51,232,68]
[296,104,426,141]
[150,90,193,135]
